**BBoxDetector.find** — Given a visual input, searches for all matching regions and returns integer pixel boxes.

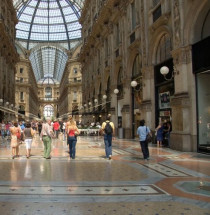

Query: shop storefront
[193,36,210,153]
[154,59,174,126]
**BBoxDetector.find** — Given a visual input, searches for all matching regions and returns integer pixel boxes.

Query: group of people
[0,116,115,160]
[10,121,35,159]
[0,116,172,161]
[136,119,172,160]
[0,121,12,138]
[0,118,78,160]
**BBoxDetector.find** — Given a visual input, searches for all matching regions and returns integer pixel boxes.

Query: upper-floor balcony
[66,77,82,85]
[16,77,29,84]
[39,97,59,103]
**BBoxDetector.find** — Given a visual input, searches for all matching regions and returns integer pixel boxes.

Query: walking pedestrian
[66,116,80,159]
[10,122,21,159]
[23,122,35,158]
[38,121,42,136]
[137,119,152,160]
[53,120,60,139]
[100,115,115,160]
[1,120,6,140]
[40,118,55,159]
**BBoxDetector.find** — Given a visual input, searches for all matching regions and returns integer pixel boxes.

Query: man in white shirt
[41,118,55,159]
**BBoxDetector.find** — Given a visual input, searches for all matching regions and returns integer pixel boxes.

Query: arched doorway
[192,9,210,153]
[154,34,174,127]
[43,105,54,118]
[131,54,142,138]
[18,105,25,121]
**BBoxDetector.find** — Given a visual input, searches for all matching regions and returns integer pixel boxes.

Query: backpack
[104,122,113,135]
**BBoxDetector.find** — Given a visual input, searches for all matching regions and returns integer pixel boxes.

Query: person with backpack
[101,115,115,160]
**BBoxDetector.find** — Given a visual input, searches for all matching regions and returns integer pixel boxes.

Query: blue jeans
[140,140,149,159]
[1,130,5,138]
[68,136,77,158]
[104,134,112,158]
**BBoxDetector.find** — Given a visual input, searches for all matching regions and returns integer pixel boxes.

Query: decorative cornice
[170,93,190,107]
[171,46,192,65]
[121,104,130,113]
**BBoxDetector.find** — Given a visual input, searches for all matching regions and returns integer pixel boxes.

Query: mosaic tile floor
[0,135,209,215]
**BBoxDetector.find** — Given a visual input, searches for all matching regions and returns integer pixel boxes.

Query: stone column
[121,82,132,138]
[140,66,154,129]
[170,45,197,151]
[110,91,118,132]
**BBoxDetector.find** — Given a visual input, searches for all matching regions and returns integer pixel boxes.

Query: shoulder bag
[145,127,152,143]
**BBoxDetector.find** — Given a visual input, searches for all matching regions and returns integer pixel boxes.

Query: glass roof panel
[18,13,33,22]
[16,30,29,39]
[13,0,85,50]
[16,22,31,31]
[23,6,35,14]
[49,9,63,17]
[29,46,68,82]
[67,22,81,31]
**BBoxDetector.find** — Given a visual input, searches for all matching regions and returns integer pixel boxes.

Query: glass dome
[13,0,84,50]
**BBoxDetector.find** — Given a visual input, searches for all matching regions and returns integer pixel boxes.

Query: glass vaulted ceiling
[13,0,84,83]
[14,0,84,50]
[29,46,68,84]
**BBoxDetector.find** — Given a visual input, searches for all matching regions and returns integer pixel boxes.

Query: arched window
[132,54,143,105]
[202,10,210,39]
[45,87,52,99]
[156,34,172,64]
[132,54,142,78]
[43,105,54,117]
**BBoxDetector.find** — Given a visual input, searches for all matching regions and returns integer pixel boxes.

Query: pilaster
[170,45,196,151]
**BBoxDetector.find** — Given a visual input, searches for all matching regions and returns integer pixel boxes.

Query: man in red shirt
[53,120,60,139]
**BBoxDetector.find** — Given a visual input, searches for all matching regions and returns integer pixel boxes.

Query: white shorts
[25,139,33,149]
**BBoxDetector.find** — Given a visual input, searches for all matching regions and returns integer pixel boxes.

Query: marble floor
[0,134,209,215]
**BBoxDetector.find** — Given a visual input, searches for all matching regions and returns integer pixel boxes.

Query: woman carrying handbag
[10,122,21,159]
[23,122,36,158]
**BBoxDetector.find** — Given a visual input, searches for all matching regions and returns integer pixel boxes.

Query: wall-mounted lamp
[0,99,3,104]
[88,102,92,106]
[114,89,119,94]
[5,102,9,106]
[103,95,107,100]
[94,99,98,103]
[131,76,143,92]
[160,66,179,81]
[84,104,87,108]
[11,104,14,108]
